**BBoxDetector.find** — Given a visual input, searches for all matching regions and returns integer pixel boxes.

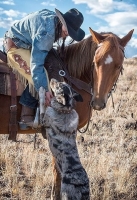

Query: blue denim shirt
[6,9,56,92]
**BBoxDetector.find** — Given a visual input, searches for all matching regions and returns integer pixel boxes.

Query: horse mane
[63,32,121,79]
[64,36,97,79]
[98,32,121,59]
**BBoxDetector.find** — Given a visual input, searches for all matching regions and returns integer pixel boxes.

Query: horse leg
[51,156,61,200]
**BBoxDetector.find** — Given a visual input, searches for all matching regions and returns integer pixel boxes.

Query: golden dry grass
[0,57,137,200]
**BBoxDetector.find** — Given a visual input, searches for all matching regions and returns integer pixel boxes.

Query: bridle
[107,45,125,108]
[78,44,125,133]
[107,65,124,108]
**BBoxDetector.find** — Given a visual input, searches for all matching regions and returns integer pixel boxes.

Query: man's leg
[19,85,38,129]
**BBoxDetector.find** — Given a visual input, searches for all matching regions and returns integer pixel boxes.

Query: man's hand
[45,91,53,106]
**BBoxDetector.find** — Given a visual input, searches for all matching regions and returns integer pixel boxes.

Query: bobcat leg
[51,156,61,200]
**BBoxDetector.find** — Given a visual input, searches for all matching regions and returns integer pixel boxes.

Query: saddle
[0,63,25,96]
[0,50,24,141]
[0,48,91,141]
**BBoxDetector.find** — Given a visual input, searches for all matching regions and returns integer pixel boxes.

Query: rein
[108,65,124,109]
[78,94,93,133]
[51,48,92,94]
[51,48,93,134]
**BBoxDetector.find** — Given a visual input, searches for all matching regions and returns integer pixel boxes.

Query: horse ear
[120,29,134,47]
[89,27,105,44]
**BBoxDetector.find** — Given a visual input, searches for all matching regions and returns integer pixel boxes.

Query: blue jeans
[19,85,38,109]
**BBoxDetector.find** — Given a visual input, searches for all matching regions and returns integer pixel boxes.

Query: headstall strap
[108,45,125,108]
[8,68,18,141]
[51,48,92,94]
[51,48,93,134]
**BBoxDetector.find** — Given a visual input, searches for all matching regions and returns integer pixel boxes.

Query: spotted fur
[42,79,90,200]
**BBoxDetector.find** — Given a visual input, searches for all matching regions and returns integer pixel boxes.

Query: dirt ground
[0,57,137,200]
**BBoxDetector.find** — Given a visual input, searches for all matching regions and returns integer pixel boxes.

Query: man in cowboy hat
[3,8,85,129]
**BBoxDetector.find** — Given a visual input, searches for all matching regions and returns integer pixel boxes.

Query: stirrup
[19,106,40,130]
[18,121,34,130]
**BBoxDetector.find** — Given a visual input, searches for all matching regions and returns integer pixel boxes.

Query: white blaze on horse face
[104,55,113,64]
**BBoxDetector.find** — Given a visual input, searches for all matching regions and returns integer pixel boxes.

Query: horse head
[90,28,134,110]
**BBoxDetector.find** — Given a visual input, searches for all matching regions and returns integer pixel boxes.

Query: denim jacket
[6,9,56,92]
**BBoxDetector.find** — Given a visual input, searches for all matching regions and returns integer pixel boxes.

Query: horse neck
[64,36,96,83]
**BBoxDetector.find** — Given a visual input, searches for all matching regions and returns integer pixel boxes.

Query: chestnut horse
[0,28,134,199]
[45,28,134,199]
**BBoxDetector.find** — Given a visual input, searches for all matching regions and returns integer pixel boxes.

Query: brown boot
[19,105,35,130]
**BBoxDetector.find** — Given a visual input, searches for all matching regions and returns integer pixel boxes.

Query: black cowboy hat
[55,8,85,41]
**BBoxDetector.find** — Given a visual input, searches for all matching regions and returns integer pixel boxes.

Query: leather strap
[3,38,18,53]
[63,65,92,94]
[51,48,92,94]
[0,50,7,63]
[8,68,18,141]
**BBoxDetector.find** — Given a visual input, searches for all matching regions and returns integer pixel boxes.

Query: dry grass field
[0,57,137,200]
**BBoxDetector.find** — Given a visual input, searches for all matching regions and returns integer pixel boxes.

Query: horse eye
[117,65,121,69]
